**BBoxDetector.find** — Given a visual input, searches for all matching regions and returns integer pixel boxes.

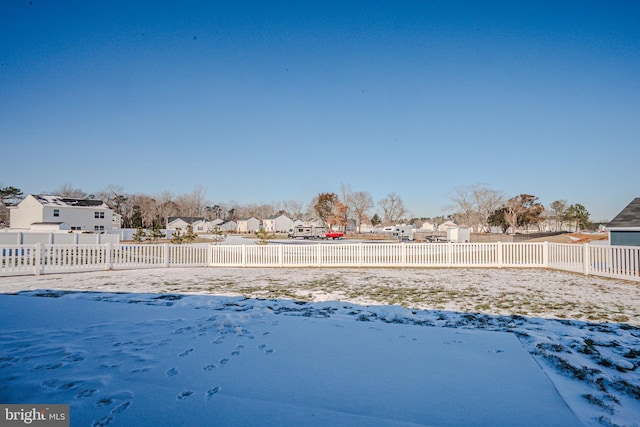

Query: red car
[325,231,344,240]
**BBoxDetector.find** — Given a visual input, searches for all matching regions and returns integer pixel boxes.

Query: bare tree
[155,192,178,227]
[282,200,305,219]
[351,191,374,233]
[175,186,208,217]
[448,185,504,232]
[52,183,87,198]
[549,200,567,232]
[339,183,353,233]
[378,193,407,225]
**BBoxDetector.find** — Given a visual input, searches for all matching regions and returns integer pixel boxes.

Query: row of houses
[4,194,640,246]
[168,215,317,234]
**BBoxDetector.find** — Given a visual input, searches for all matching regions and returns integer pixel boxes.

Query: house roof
[167,217,204,224]
[32,194,109,209]
[607,198,640,228]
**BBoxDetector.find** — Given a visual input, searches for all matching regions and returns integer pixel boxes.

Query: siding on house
[10,195,114,232]
[607,198,640,246]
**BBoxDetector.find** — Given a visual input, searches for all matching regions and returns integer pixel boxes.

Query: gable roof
[167,217,204,224]
[32,194,110,209]
[607,198,640,228]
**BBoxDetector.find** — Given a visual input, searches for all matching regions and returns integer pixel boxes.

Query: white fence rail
[1,242,639,282]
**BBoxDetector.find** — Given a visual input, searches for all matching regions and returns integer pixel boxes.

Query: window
[71,226,81,230]
[95,211,105,219]
[53,209,60,217]
[94,225,105,232]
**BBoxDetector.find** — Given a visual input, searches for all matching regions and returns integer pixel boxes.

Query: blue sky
[1,1,639,221]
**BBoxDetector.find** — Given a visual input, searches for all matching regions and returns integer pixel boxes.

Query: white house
[166,217,204,231]
[10,194,115,232]
[262,214,294,233]
[237,217,260,233]
[216,220,238,232]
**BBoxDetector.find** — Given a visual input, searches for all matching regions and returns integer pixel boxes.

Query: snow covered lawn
[1,268,639,426]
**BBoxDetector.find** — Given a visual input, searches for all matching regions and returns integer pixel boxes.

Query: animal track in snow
[165,367,179,377]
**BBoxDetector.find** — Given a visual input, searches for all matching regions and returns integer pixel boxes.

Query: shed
[606,197,640,246]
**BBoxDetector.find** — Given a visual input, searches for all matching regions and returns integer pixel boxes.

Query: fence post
[34,243,42,276]
[401,242,407,267]
[446,242,453,267]
[278,244,284,267]
[207,244,214,267]
[543,241,549,268]
[164,244,170,268]
[583,243,590,276]
[242,245,247,267]
[358,243,363,267]
[496,241,503,268]
[316,244,322,266]
[105,242,112,270]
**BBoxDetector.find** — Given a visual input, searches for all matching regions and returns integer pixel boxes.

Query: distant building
[166,217,204,231]
[10,194,115,232]
[262,214,293,233]
[607,197,640,246]
[237,217,260,233]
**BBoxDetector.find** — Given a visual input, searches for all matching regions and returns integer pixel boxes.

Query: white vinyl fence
[1,242,639,282]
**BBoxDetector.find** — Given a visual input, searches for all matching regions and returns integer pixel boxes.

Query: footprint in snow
[176,390,193,400]
[178,348,193,357]
[165,368,179,377]
[76,388,97,398]
[92,415,114,427]
[203,364,217,371]
[205,387,221,400]
[258,344,274,355]
[111,401,131,415]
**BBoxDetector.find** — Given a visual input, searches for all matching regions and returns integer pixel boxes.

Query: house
[191,219,208,233]
[217,220,238,232]
[237,217,260,233]
[438,221,459,230]
[10,194,115,232]
[262,214,293,233]
[166,217,204,231]
[606,197,640,246]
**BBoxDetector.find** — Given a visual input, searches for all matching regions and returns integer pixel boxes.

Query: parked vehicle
[325,231,344,240]
[391,226,414,241]
[288,226,326,239]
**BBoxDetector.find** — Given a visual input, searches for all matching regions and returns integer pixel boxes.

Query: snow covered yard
[1,267,639,426]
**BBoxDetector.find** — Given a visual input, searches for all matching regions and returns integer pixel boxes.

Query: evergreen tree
[183,225,197,243]
[132,227,147,243]
[255,228,270,245]
[171,227,184,244]
[565,204,591,232]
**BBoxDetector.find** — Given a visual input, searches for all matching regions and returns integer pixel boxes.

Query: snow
[1,267,639,427]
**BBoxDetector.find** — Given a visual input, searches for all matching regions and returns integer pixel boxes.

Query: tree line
[447,185,593,233]
[1,182,594,233]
